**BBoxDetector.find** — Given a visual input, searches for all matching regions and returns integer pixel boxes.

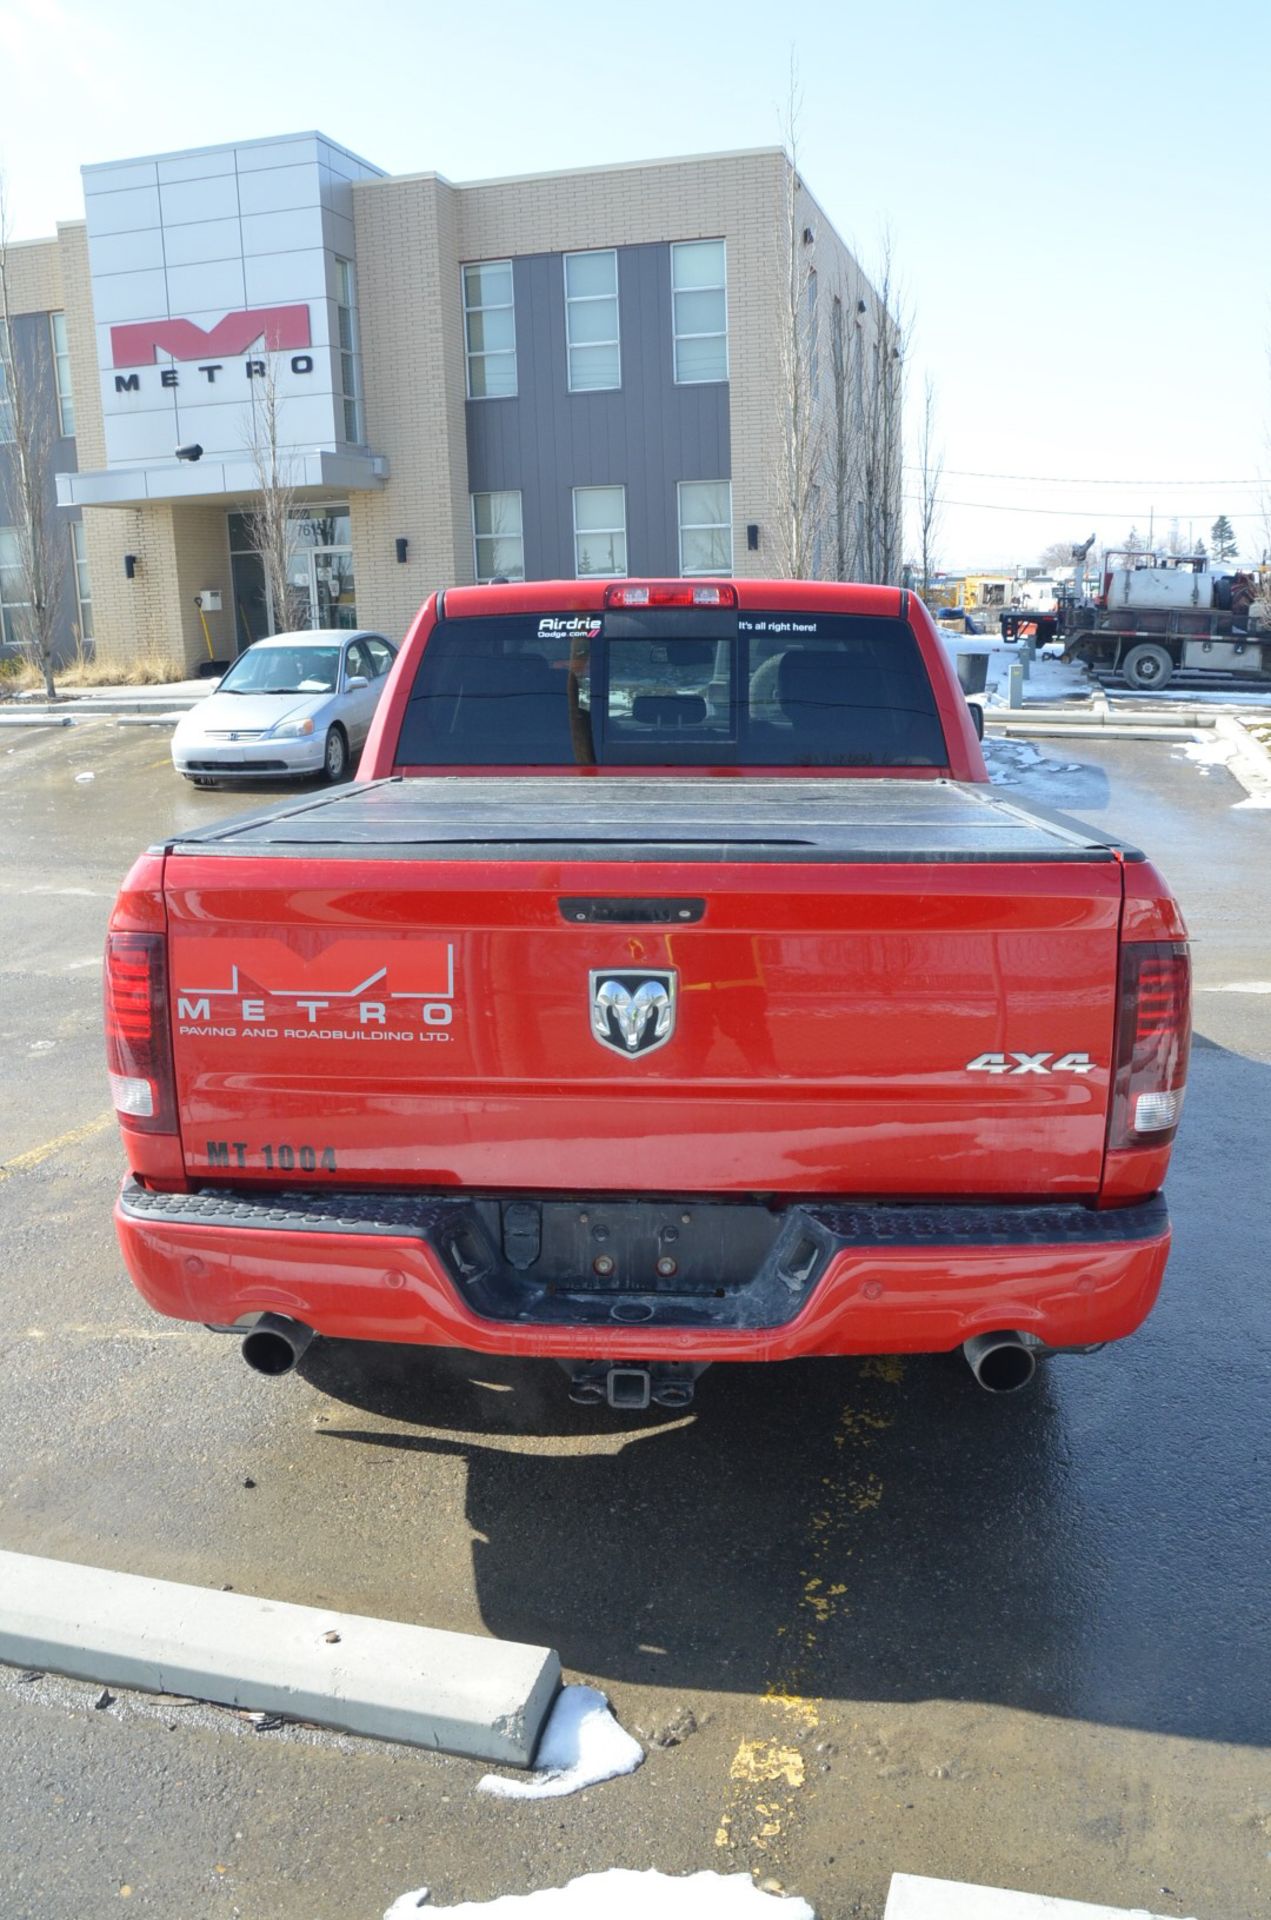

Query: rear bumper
[115,1182,1170,1362]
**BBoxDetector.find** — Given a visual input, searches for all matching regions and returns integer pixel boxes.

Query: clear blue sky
[4,0,1268,569]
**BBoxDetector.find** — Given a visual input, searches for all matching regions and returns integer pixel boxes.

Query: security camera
[174,443,204,462]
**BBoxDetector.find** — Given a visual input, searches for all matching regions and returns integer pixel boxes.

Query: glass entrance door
[228,504,355,648]
[311,547,357,629]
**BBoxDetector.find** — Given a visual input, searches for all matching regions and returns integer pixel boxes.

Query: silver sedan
[172,629,397,787]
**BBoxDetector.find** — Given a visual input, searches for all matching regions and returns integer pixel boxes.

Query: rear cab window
[395,603,947,768]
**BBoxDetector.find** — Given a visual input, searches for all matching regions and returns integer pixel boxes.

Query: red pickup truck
[105,580,1189,1406]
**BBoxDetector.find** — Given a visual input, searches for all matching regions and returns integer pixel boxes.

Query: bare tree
[826,289,856,580]
[916,375,942,598]
[0,175,67,697]
[1038,539,1084,571]
[769,61,826,578]
[243,356,304,633]
[856,240,905,585]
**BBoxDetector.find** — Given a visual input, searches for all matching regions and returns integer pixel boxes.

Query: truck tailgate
[162,778,1130,1198]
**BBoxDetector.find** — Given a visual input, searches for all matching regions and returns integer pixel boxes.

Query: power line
[905,494,1270,519]
[903,466,1265,488]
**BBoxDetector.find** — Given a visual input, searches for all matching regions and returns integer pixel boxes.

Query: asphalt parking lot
[1,719,1269,1920]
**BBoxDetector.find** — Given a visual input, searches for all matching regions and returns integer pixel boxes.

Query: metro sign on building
[111,307,316,389]
[62,133,387,506]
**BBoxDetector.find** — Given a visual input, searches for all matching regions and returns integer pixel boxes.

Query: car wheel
[1121,642,1174,690]
[323,725,349,783]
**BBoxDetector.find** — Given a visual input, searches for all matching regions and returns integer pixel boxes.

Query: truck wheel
[1122,643,1174,690]
[322,725,349,783]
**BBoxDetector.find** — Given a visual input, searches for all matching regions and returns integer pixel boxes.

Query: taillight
[104,932,177,1135]
[603,582,738,608]
[1109,941,1190,1149]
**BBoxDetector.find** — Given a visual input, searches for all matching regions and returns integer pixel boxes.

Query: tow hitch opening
[562,1361,707,1410]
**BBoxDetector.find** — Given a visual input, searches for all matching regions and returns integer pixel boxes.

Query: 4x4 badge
[590,970,677,1057]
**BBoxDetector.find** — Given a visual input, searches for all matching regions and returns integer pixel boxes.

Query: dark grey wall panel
[0,312,82,662]
[466,243,730,580]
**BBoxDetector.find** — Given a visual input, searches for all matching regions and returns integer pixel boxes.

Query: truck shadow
[300,1037,1269,1749]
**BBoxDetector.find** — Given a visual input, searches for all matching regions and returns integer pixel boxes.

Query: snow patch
[1178,721,1271,806]
[477,1686,643,1801]
[884,1871,1194,1918]
[384,1869,815,1918]
[1178,736,1233,773]
[981,736,1063,787]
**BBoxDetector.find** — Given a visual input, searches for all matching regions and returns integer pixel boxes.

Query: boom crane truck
[1003,548,1271,690]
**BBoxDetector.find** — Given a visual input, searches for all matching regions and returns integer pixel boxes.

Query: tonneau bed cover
[160,776,1141,865]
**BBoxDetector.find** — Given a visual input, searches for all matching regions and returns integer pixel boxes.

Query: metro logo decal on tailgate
[174,938,456,1043]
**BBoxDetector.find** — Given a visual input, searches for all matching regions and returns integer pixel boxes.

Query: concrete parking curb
[0,1549,561,1766]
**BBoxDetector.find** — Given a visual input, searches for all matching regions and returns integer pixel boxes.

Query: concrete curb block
[9,699,202,718]
[0,1549,561,1766]
[115,714,182,728]
[985,707,1216,727]
[0,713,74,728]
[986,722,1204,743]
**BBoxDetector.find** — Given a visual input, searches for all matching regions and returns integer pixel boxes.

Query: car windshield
[397,610,946,767]
[218,646,340,696]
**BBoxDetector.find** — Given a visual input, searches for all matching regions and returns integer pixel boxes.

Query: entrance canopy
[56,449,387,511]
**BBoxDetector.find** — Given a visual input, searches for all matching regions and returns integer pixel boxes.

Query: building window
[671,240,728,384]
[564,251,620,392]
[0,526,29,648]
[70,520,92,643]
[573,486,627,577]
[463,261,517,399]
[678,480,732,576]
[49,312,75,439]
[335,260,361,443]
[471,491,525,582]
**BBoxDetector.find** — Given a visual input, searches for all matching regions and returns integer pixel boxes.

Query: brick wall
[1,236,63,316]
[350,175,472,641]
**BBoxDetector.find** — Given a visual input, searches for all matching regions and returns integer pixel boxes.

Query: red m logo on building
[110,304,311,368]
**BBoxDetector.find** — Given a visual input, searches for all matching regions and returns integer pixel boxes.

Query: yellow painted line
[712,1359,909,1866]
[0,1112,114,1183]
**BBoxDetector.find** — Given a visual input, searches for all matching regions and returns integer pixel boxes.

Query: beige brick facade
[84,503,234,674]
[11,144,887,674]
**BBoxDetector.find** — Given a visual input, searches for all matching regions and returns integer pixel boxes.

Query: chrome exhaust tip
[241,1313,315,1377]
[962,1330,1038,1394]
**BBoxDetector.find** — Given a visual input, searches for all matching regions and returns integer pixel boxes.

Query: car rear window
[395,609,946,767]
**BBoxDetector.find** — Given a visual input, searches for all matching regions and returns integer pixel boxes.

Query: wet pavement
[0,721,1268,1920]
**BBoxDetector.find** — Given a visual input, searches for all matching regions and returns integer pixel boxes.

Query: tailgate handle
[560,897,705,925]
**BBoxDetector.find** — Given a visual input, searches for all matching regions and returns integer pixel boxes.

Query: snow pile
[477,1686,643,1802]
[384,1869,815,1919]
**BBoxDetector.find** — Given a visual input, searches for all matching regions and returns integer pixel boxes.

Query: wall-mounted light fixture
[746,524,760,552]
[174,443,203,463]
[395,537,409,564]
[123,554,138,579]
